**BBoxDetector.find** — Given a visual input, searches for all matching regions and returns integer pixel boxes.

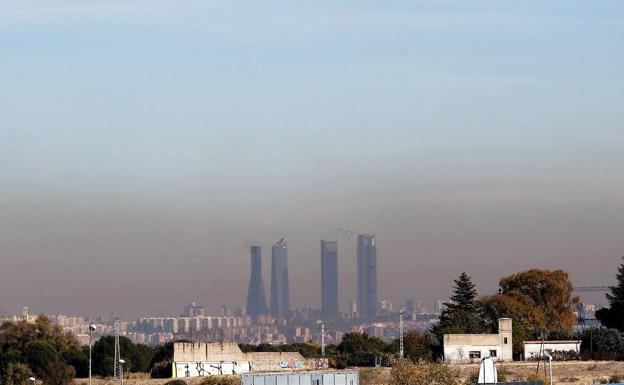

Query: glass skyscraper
[357,234,378,319]
[321,240,339,319]
[270,238,290,318]
[246,245,268,320]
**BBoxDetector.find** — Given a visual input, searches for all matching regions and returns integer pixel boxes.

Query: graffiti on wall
[174,361,251,378]
[312,359,324,369]
[279,359,302,369]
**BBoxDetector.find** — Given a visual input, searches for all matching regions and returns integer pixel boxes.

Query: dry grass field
[74,361,624,385]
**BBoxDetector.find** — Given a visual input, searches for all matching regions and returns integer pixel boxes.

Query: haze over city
[1,1,623,318]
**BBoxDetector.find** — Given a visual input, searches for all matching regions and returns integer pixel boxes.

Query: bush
[4,362,32,385]
[609,374,623,383]
[200,376,238,385]
[329,356,347,370]
[150,360,172,378]
[581,328,624,360]
[164,380,187,385]
[526,373,550,385]
[389,359,458,385]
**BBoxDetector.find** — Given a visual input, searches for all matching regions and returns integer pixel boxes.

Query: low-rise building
[443,318,512,363]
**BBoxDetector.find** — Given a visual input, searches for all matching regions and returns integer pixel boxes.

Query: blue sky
[1,1,623,316]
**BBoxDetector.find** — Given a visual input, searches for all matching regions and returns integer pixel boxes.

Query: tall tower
[246,245,268,321]
[357,234,378,319]
[271,238,290,318]
[321,240,339,319]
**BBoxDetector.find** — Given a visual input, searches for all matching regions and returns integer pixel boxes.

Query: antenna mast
[114,316,121,379]
[399,307,404,359]
[321,323,325,357]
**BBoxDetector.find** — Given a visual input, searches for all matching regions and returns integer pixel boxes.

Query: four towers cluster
[246,234,378,320]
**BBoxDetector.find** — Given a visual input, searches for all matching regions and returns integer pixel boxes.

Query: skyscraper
[246,245,268,320]
[357,234,378,319]
[321,240,339,319]
[271,238,290,318]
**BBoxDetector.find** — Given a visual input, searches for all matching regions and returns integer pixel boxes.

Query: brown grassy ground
[74,361,624,385]
[357,361,624,385]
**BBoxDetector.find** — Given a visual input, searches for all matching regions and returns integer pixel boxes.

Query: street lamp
[88,324,96,385]
[118,359,125,385]
[544,353,553,385]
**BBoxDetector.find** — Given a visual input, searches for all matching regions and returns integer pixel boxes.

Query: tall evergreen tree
[596,257,624,331]
[432,272,482,337]
[448,272,478,311]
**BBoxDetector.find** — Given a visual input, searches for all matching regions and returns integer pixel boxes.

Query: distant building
[349,301,358,319]
[379,300,393,313]
[357,234,378,319]
[321,240,339,319]
[182,302,205,318]
[406,299,416,313]
[443,318,513,363]
[271,238,290,318]
[246,246,268,320]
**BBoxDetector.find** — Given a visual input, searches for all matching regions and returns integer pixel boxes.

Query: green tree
[0,317,80,385]
[580,328,624,360]
[23,341,59,379]
[433,272,482,337]
[386,330,435,362]
[92,335,155,376]
[596,258,624,331]
[337,332,387,366]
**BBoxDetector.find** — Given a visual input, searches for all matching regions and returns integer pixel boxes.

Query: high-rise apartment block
[271,238,290,318]
[246,246,268,320]
[321,240,338,319]
[357,234,378,319]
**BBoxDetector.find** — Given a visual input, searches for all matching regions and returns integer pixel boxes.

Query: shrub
[150,360,172,379]
[4,362,32,385]
[389,359,458,385]
[164,380,187,385]
[200,376,238,385]
[609,374,623,383]
[526,373,550,385]
[329,356,347,370]
[581,328,624,360]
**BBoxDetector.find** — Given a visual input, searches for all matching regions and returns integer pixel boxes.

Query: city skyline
[1,1,623,318]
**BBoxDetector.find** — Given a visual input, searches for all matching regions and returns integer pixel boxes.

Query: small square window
[490,350,497,357]
[469,351,481,359]
[504,337,508,344]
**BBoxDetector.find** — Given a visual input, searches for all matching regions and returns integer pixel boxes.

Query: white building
[523,340,581,360]
[443,318,513,363]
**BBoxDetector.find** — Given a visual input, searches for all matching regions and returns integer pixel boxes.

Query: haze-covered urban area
[1,1,623,385]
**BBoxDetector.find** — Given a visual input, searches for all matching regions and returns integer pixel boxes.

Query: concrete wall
[241,371,359,385]
[173,342,327,378]
[523,341,581,360]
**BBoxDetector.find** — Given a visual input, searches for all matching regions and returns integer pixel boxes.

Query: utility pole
[399,307,404,359]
